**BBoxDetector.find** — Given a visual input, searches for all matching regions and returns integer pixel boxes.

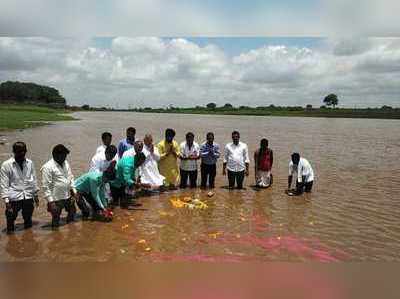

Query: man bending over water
[287,153,314,195]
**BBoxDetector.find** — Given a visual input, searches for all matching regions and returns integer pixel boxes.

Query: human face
[127,130,136,142]
[144,136,153,146]
[207,134,214,144]
[102,136,112,147]
[54,152,67,165]
[186,135,194,146]
[232,133,240,144]
[166,133,174,143]
[13,147,27,162]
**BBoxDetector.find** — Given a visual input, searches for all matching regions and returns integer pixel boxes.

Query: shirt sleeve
[122,160,135,187]
[194,143,200,157]
[0,163,10,202]
[223,145,229,163]
[117,141,124,158]
[289,162,293,176]
[41,165,54,203]
[89,177,105,210]
[200,144,209,157]
[67,161,77,194]
[297,161,303,183]
[158,142,167,159]
[152,147,161,161]
[214,144,221,159]
[244,145,250,164]
[179,143,186,158]
[175,142,181,156]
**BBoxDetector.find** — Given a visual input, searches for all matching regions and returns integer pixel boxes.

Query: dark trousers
[110,185,124,206]
[47,198,76,227]
[5,199,34,232]
[201,163,216,188]
[296,181,314,194]
[76,193,102,218]
[228,170,245,189]
[180,168,198,188]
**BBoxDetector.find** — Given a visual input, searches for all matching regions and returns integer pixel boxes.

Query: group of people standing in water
[0,126,314,234]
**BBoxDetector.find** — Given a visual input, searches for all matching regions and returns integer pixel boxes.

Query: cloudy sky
[0,1,399,108]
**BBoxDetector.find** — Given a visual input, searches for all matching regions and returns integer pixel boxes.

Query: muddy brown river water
[0,112,399,261]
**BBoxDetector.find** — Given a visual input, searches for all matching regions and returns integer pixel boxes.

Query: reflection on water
[0,112,400,261]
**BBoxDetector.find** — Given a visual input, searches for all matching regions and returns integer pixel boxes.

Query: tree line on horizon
[0,81,66,107]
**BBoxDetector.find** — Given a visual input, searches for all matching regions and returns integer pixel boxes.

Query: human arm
[41,165,54,203]
[0,164,11,210]
[31,162,39,206]
[222,145,228,175]
[199,144,209,157]
[157,143,168,160]
[244,145,250,176]
[151,145,161,161]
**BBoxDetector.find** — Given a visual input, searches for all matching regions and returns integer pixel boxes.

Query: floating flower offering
[170,196,208,210]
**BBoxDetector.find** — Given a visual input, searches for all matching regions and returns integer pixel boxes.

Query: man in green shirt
[111,152,147,208]
[74,171,114,221]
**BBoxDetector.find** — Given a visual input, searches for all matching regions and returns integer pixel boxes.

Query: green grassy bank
[0,104,76,131]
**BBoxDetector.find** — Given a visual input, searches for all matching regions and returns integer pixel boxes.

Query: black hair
[135,152,146,166]
[260,138,269,146]
[127,127,136,134]
[12,141,27,153]
[105,145,117,156]
[186,132,194,139]
[52,144,70,156]
[165,128,176,137]
[101,132,112,140]
[232,130,240,136]
[206,132,214,138]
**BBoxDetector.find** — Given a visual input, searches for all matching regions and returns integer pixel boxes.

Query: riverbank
[0,104,76,131]
[129,107,400,119]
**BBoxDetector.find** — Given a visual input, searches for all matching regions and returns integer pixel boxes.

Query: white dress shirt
[223,142,250,172]
[0,157,39,203]
[96,145,106,155]
[122,147,136,158]
[289,157,314,183]
[89,152,113,173]
[41,159,76,203]
[180,141,200,171]
[139,145,165,187]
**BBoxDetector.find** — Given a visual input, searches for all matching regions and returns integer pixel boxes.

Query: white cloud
[0,37,400,108]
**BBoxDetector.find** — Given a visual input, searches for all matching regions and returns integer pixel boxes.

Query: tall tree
[323,94,339,108]
[206,102,217,109]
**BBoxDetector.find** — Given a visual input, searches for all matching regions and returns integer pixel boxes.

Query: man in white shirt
[139,134,165,189]
[122,140,143,158]
[179,132,200,188]
[89,145,118,173]
[287,152,315,195]
[95,132,113,156]
[223,131,250,189]
[41,144,77,229]
[0,142,39,234]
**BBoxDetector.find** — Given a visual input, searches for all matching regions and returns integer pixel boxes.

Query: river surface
[0,112,399,262]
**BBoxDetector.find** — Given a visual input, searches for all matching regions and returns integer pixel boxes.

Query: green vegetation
[0,105,75,131]
[128,104,400,119]
[0,81,66,107]
[323,94,339,108]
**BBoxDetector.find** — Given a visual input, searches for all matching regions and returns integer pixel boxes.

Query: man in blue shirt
[117,127,136,158]
[199,132,220,189]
